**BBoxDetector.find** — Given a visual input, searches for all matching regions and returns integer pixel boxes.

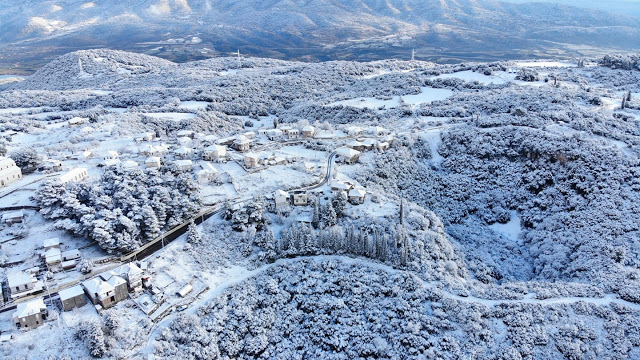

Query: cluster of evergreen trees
[274,200,411,267]
[35,167,201,254]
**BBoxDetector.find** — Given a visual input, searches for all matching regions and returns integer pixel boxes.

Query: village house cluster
[0,115,396,338]
[9,261,148,331]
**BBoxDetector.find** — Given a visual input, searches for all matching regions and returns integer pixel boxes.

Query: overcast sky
[501,0,640,17]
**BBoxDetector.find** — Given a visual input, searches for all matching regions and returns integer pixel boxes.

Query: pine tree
[140,204,161,240]
[312,197,320,229]
[187,221,202,245]
[77,320,106,358]
[321,202,337,228]
[332,191,347,217]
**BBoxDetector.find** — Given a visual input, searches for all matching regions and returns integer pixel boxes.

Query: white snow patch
[330,87,452,109]
[433,70,507,85]
[489,212,522,242]
[402,87,454,105]
[178,101,209,110]
[91,90,112,95]
[143,112,197,121]
[514,61,574,68]
[420,130,444,165]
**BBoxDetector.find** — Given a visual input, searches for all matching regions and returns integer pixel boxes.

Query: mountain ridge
[1,0,639,72]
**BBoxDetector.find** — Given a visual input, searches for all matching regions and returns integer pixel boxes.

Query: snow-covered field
[433,70,508,85]
[330,86,453,109]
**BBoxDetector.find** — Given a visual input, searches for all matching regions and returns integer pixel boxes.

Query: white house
[82,278,116,309]
[44,237,60,251]
[7,271,43,299]
[331,181,354,193]
[287,128,299,139]
[155,143,170,156]
[121,160,139,170]
[196,163,219,184]
[361,139,377,150]
[42,159,62,172]
[336,147,361,164]
[304,162,317,173]
[349,188,367,204]
[367,126,386,136]
[266,129,284,141]
[346,140,365,152]
[174,146,194,159]
[45,247,62,268]
[0,156,22,188]
[279,125,293,134]
[293,191,308,206]
[59,285,87,312]
[2,210,24,225]
[177,136,192,147]
[244,153,260,168]
[135,132,154,142]
[232,136,251,152]
[177,130,194,138]
[145,157,162,170]
[274,190,289,209]
[243,131,256,139]
[203,145,226,161]
[113,263,144,292]
[13,298,47,330]
[139,144,159,156]
[103,159,121,168]
[97,150,119,161]
[61,249,81,262]
[59,168,88,184]
[174,160,193,171]
[302,126,316,138]
[68,117,87,126]
[376,141,390,151]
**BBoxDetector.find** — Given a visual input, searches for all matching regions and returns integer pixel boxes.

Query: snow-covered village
[1,1,640,359]
[0,49,638,359]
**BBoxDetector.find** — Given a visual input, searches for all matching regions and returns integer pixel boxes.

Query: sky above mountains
[502,0,640,17]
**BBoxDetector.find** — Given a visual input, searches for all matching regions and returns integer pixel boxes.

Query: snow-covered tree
[187,221,202,245]
[9,147,42,174]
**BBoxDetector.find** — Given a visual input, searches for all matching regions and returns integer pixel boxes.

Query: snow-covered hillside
[0,50,639,358]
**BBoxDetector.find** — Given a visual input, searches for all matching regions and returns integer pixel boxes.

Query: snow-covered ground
[433,70,508,85]
[142,112,197,121]
[489,212,522,243]
[330,86,453,109]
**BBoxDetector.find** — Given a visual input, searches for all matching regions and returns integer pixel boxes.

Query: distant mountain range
[1,0,639,72]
